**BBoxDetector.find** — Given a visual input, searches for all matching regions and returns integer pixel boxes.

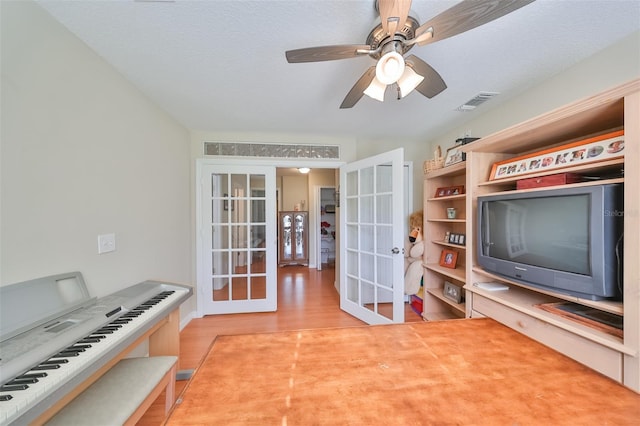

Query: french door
[197,163,277,315]
[339,148,405,324]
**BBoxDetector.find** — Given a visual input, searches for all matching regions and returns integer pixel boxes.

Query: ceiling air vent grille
[456,92,499,112]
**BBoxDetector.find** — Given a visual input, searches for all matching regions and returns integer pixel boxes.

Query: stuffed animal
[404,210,424,295]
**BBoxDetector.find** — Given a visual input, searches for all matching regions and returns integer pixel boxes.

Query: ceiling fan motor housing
[366,16,419,60]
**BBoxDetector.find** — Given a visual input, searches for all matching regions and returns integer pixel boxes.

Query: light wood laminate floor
[138,265,422,425]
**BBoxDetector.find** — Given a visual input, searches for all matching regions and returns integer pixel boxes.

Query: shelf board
[432,240,466,250]
[424,263,466,282]
[464,282,631,355]
[424,161,466,178]
[427,193,466,202]
[471,266,623,315]
[422,311,461,321]
[426,288,465,314]
[427,218,466,223]
[478,162,624,190]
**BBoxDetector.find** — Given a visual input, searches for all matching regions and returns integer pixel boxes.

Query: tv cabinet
[458,78,639,391]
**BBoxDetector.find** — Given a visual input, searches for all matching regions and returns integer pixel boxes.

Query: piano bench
[46,355,177,426]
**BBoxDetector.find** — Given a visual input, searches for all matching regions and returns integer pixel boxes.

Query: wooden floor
[139,265,422,425]
[166,319,640,425]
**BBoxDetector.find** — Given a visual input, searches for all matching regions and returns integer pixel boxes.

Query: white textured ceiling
[36,0,640,141]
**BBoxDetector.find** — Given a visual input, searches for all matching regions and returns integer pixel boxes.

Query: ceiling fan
[285,0,535,108]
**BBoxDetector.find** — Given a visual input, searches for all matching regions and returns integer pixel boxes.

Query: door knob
[391,247,400,254]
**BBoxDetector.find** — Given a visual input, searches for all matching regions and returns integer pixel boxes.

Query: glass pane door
[199,164,276,314]
[339,149,405,324]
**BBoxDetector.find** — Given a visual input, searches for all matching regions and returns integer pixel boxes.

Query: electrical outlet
[98,233,116,254]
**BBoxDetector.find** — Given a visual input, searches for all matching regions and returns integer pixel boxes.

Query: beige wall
[281,175,309,211]
[427,30,640,170]
[356,31,640,211]
[1,0,192,317]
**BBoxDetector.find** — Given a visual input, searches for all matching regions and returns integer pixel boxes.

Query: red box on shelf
[516,172,583,190]
[410,294,423,315]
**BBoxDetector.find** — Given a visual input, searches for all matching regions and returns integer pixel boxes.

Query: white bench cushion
[46,356,177,426]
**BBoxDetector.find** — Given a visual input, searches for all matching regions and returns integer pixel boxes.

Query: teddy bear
[404,210,424,296]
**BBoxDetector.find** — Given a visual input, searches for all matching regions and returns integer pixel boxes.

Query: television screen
[478,184,623,300]
[484,194,589,275]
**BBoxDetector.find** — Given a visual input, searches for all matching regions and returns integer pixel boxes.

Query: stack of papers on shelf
[473,282,509,291]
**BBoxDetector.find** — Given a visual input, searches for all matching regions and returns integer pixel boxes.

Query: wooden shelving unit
[459,78,639,391]
[422,160,467,320]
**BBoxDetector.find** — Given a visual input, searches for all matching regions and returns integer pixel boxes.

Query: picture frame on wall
[439,249,458,269]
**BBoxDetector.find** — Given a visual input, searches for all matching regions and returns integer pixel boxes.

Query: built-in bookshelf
[422,161,467,320]
[458,79,639,391]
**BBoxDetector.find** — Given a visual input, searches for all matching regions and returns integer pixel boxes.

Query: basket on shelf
[423,145,444,174]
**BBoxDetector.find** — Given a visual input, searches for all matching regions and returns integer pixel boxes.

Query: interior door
[339,148,405,324]
[198,164,277,315]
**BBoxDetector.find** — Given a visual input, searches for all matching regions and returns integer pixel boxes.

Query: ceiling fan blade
[286,45,372,63]
[405,55,447,98]
[340,66,377,109]
[414,0,535,46]
[378,0,412,37]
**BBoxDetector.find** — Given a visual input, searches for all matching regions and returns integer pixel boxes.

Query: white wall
[1,1,193,315]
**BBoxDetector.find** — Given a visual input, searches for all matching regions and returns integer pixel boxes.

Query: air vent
[456,92,499,112]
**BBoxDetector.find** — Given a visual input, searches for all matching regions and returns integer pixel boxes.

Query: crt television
[477,184,624,300]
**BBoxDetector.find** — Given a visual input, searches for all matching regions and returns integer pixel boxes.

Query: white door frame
[195,158,343,318]
[314,185,337,270]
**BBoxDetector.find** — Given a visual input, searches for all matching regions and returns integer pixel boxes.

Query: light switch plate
[98,233,116,254]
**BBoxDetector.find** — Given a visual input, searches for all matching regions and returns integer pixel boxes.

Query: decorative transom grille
[204,142,340,159]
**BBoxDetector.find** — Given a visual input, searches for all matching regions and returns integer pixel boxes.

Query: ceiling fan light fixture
[375,51,405,85]
[397,66,424,98]
[363,77,387,102]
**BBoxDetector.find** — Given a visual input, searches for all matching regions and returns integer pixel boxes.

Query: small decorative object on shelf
[443,137,479,167]
[434,185,465,198]
[443,281,464,304]
[444,231,450,243]
[516,172,583,190]
[489,129,624,181]
[424,145,444,173]
[444,145,465,167]
[439,249,458,269]
[448,233,466,245]
[446,207,457,219]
